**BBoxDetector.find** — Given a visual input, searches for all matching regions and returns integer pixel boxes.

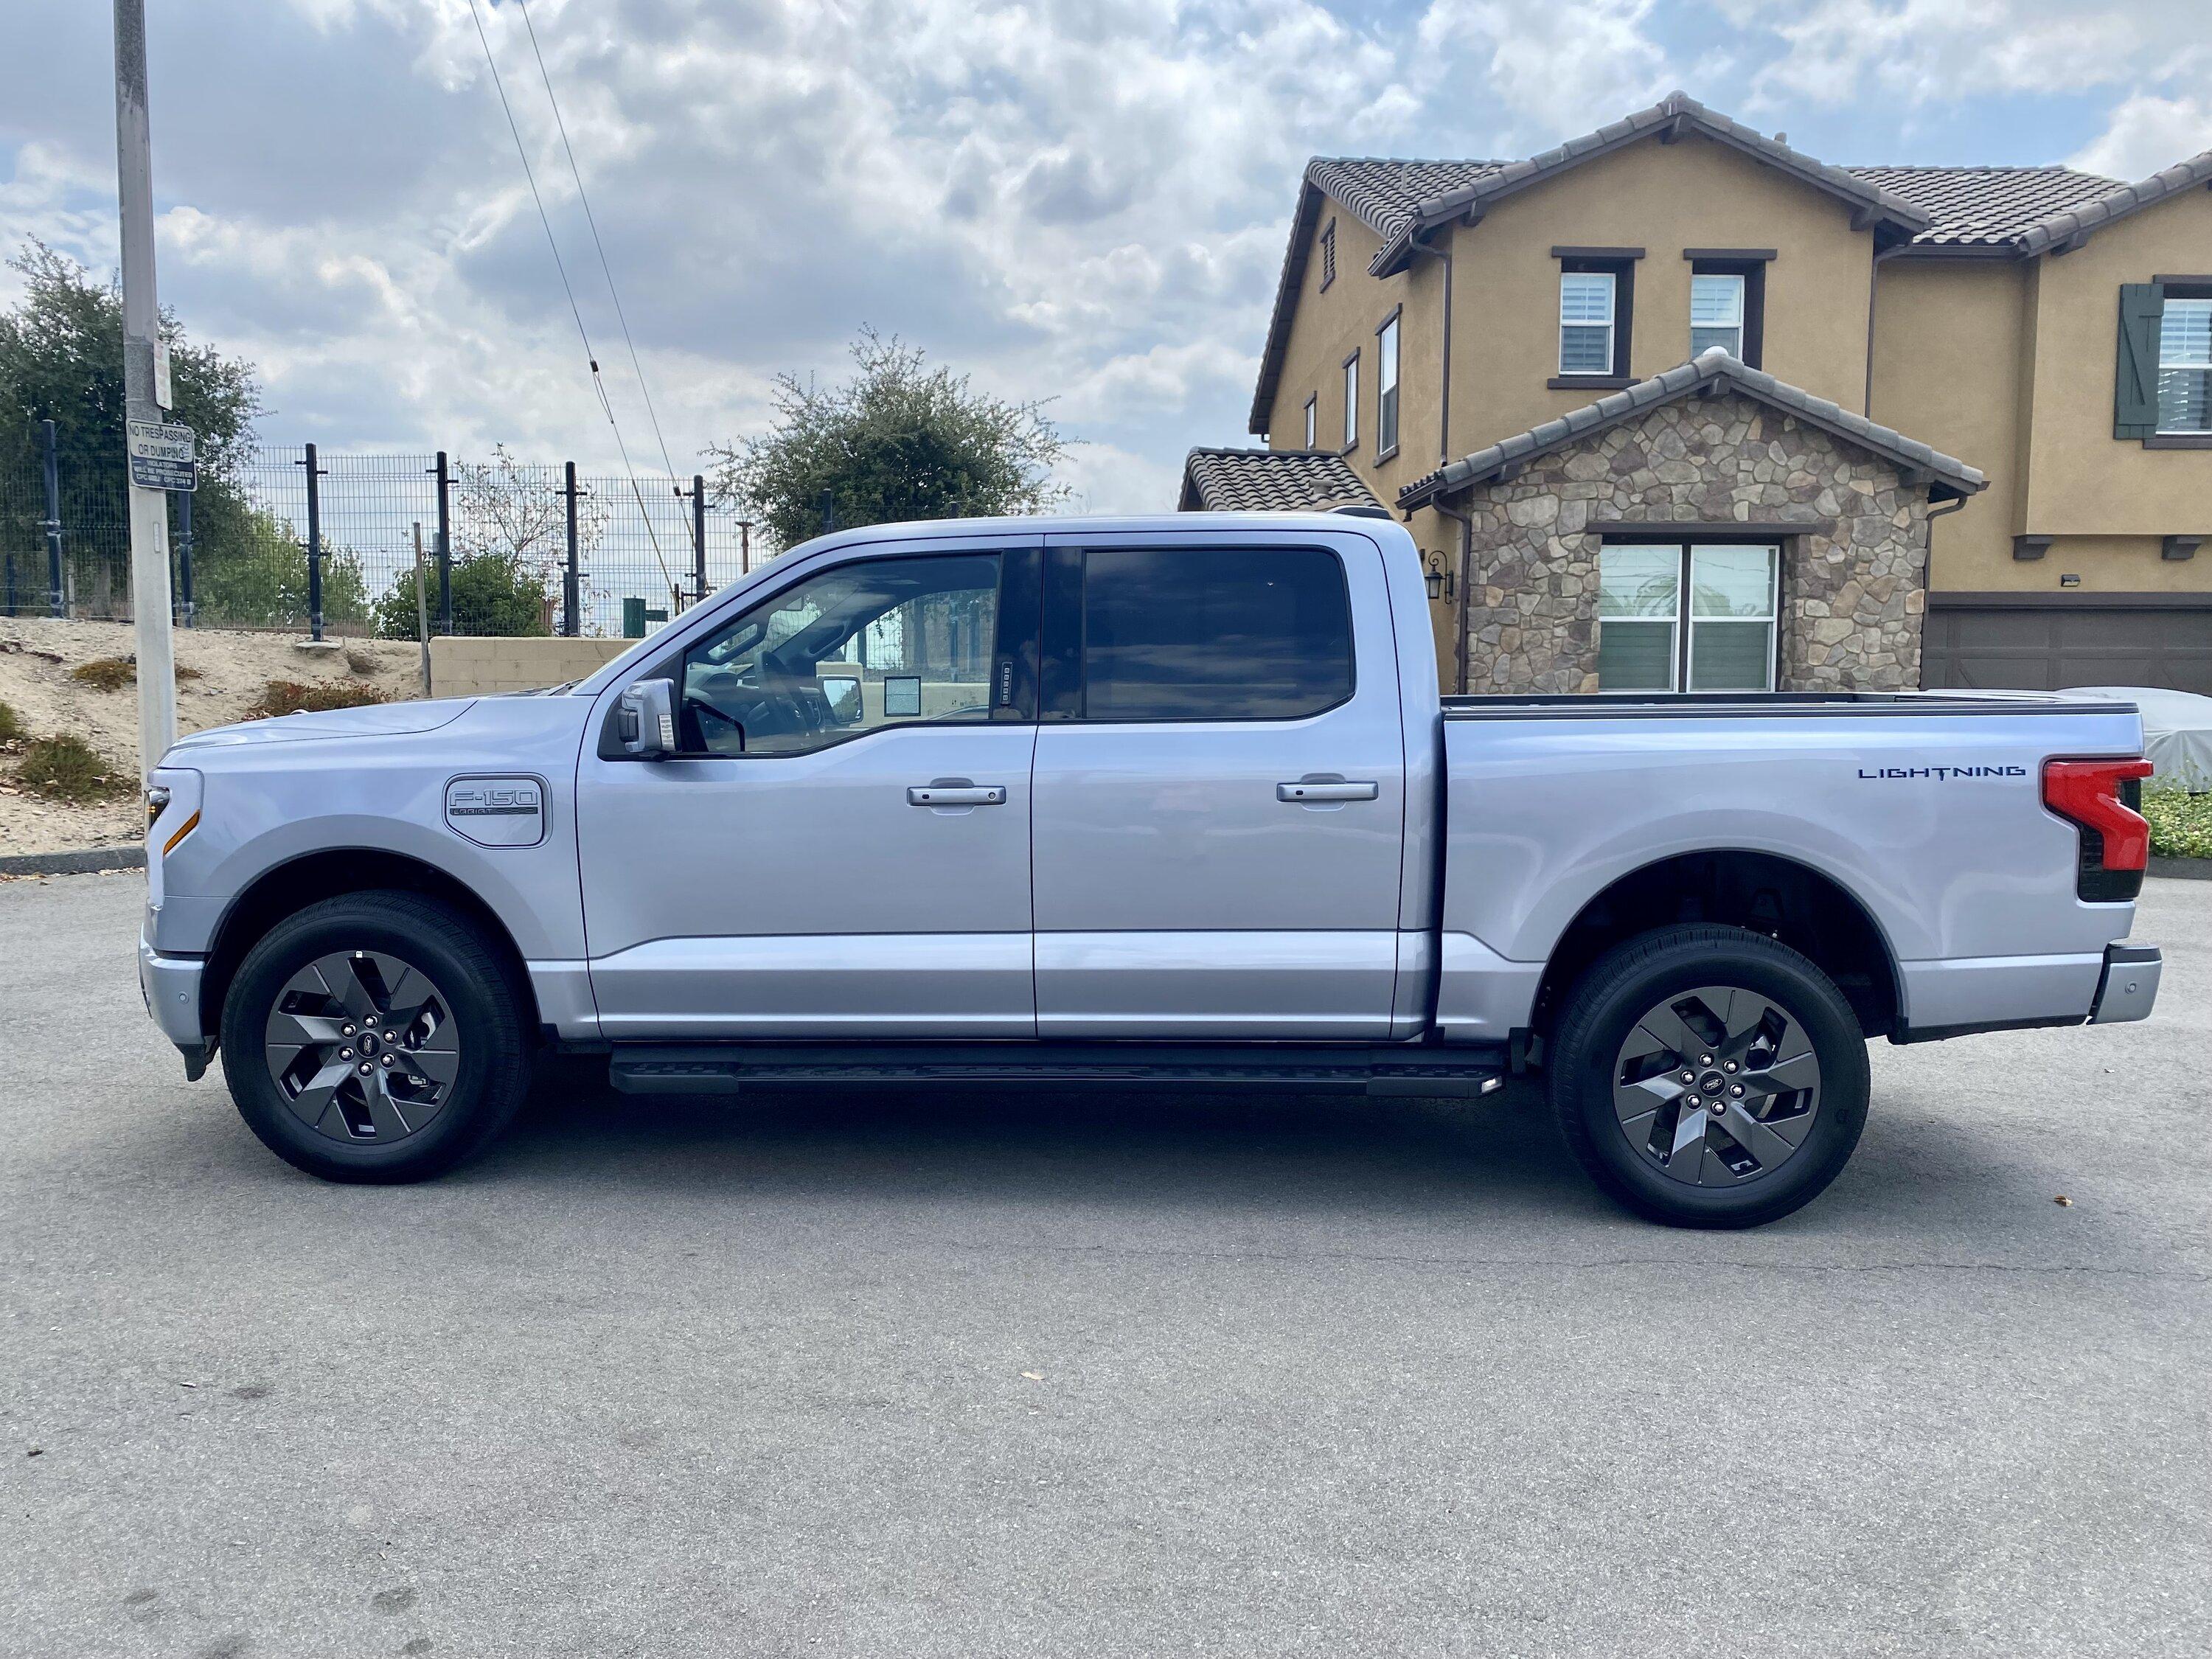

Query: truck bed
[1430,689,2148,1046]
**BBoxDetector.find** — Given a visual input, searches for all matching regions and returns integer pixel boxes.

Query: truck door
[576,540,1040,1038]
[1029,529,1407,1038]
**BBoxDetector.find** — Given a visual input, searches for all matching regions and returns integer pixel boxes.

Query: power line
[463,0,673,592]
[512,0,683,487]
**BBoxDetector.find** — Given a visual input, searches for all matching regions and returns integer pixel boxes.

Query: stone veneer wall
[1458,394,1933,693]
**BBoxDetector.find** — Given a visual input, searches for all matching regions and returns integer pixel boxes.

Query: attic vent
[1320,219,1337,290]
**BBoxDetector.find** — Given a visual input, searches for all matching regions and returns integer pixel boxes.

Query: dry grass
[245,679,392,720]
[69,657,136,692]
[0,698,20,742]
[63,656,202,691]
[13,734,136,805]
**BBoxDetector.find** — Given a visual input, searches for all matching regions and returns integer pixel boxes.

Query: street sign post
[125,418,197,493]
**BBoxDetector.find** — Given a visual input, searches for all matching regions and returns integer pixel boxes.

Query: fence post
[175,488,195,627]
[692,474,707,604]
[302,441,324,641]
[41,418,65,618]
[818,490,834,536]
[434,449,453,634]
[563,461,581,637]
[738,518,752,577]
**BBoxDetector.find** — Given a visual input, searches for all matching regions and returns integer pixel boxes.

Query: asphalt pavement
[3,873,2207,1658]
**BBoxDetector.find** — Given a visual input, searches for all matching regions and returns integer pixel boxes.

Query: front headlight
[145,768,204,908]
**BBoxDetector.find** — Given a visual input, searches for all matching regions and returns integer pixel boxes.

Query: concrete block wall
[428,636,633,698]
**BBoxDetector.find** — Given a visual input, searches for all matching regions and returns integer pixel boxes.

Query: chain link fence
[1,436,774,639]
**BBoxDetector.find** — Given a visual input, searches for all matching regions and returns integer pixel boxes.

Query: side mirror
[619,678,678,758]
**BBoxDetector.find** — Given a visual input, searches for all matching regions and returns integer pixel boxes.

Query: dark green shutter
[2115,283,2163,439]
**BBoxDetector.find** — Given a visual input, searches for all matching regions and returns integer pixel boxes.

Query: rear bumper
[1894,940,2160,1042]
[2089,944,2161,1024]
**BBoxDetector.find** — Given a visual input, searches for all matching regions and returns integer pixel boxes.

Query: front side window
[1597,543,1778,692]
[681,554,1001,755]
[1342,352,1359,451]
[1377,315,1400,455]
[1559,271,1616,375]
[1690,272,1745,358]
[1077,546,1353,721]
[2159,295,2212,434]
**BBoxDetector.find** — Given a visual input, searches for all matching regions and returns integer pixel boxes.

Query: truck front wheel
[219,891,533,1183]
[1547,925,1869,1228]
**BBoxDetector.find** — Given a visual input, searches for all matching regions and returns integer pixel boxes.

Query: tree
[708,327,1072,552]
[0,240,261,486]
[0,240,266,616]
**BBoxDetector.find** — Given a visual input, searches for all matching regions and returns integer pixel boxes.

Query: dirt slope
[1,617,424,858]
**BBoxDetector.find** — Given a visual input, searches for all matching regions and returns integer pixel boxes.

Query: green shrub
[0,698,20,740]
[244,679,391,720]
[2143,786,2212,860]
[374,550,549,640]
[14,734,134,804]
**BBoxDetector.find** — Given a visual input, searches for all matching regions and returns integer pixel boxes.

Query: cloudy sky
[4,0,2207,514]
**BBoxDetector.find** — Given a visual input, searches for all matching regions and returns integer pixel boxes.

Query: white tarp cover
[2062,686,2212,790]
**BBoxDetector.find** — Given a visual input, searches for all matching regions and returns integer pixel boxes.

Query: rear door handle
[1277,778,1379,802]
[908,782,1006,807]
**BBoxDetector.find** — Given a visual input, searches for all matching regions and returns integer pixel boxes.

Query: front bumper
[139,931,211,1068]
[2089,943,2161,1024]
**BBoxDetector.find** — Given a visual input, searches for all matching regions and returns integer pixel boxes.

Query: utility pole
[114,0,178,777]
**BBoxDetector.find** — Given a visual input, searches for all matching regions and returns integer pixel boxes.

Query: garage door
[1922,595,2212,695]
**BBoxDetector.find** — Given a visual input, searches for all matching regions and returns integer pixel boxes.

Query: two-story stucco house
[1182,93,2212,695]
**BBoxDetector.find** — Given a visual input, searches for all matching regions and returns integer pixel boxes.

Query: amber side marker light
[161,810,201,856]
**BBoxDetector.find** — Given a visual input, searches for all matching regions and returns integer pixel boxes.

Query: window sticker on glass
[820,675,863,726]
[883,675,923,717]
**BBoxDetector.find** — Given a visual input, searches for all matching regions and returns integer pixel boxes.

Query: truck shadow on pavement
[473,1064,1610,1222]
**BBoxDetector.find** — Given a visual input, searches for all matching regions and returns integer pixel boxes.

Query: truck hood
[169,698,477,751]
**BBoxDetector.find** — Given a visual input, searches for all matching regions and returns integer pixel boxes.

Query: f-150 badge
[445,776,547,847]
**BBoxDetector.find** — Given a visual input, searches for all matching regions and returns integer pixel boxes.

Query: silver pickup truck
[139,512,2162,1226]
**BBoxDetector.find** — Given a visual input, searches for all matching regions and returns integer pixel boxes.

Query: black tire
[220,891,533,1183]
[1548,924,1869,1229]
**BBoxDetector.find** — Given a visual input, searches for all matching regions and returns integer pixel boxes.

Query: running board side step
[608,1042,1509,1099]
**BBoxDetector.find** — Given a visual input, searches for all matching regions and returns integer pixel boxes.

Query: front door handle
[1278,777,1379,802]
[908,781,1006,807]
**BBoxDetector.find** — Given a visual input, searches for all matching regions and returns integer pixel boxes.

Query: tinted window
[1079,546,1353,721]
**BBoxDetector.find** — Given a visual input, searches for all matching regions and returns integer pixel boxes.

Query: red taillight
[2043,757,2154,900]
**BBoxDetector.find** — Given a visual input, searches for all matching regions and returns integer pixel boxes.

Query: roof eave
[1397,353,1985,511]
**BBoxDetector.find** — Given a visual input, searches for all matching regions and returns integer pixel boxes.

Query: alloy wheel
[263,951,461,1144]
[1611,984,1823,1186]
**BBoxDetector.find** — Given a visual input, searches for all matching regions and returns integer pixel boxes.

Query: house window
[1303,394,1317,449]
[1319,220,1336,291]
[1597,543,1778,692]
[1342,352,1359,451]
[2159,295,2212,434]
[1559,272,1615,375]
[1377,310,1400,457]
[1691,272,1745,357]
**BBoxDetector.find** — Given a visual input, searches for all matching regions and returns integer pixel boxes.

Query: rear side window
[1076,546,1353,721]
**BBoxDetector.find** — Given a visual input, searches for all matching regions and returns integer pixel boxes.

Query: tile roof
[1179,448,1382,514]
[1843,165,2122,246]
[1354,93,1931,278]
[1397,348,1987,510]
[1304,158,1508,243]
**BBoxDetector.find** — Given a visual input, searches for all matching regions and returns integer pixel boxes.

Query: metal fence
[0,434,773,639]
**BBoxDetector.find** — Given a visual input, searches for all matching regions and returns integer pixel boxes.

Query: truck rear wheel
[1547,925,1868,1228]
[219,891,532,1183]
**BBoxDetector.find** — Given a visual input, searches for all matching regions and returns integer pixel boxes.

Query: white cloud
[3,0,2208,518]
[2071,94,2212,181]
